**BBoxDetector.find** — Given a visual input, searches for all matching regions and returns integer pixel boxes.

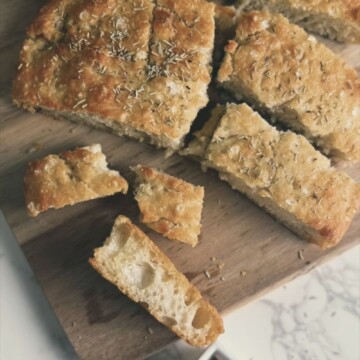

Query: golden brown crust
[217,11,360,162]
[13,0,215,150]
[203,103,360,249]
[89,215,224,346]
[132,165,204,246]
[237,0,360,43]
[24,144,128,216]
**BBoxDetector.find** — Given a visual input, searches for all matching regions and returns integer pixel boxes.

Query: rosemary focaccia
[218,11,360,162]
[203,103,360,249]
[132,165,204,247]
[90,215,224,346]
[24,144,128,216]
[13,0,215,150]
[237,0,360,43]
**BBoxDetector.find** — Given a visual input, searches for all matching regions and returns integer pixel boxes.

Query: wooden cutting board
[1,1,359,359]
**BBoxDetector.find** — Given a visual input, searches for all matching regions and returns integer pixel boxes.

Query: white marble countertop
[1,210,359,360]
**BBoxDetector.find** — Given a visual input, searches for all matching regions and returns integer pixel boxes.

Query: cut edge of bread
[277,7,360,43]
[236,0,360,43]
[180,105,226,161]
[42,108,183,150]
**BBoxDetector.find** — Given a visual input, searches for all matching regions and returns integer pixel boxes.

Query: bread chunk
[203,103,360,249]
[132,165,204,247]
[24,144,128,216]
[218,11,360,162]
[13,0,215,150]
[89,215,224,346]
[237,0,360,43]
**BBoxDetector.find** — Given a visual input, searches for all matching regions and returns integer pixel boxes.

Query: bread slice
[89,215,224,346]
[132,165,204,247]
[180,105,225,161]
[236,0,360,43]
[24,144,128,216]
[218,11,360,162]
[203,103,360,249]
[13,0,215,150]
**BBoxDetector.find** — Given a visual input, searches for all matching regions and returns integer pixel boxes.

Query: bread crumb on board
[27,142,43,154]
[298,249,305,261]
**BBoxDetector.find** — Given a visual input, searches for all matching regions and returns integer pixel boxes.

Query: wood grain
[0,1,359,359]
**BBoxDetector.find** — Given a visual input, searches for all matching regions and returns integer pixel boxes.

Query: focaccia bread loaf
[13,0,215,150]
[89,215,224,346]
[203,103,360,249]
[218,11,360,162]
[24,144,128,216]
[132,165,204,247]
[236,0,360,43]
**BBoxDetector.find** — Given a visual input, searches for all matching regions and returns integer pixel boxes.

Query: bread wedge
[13,0,215,150]
[236,0,360,43]
[89,215,224,346]
[132,165,204,247]
[180,105,225,161]
[218,11,360,162]
[203,103,360,249]
[24,144,128,216]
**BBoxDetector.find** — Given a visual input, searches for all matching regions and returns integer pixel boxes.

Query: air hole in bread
[192,307,210,329]
[112,227,130,249]
[163,316,177,327]
[131,262,155,290]
[185,288,197,306]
